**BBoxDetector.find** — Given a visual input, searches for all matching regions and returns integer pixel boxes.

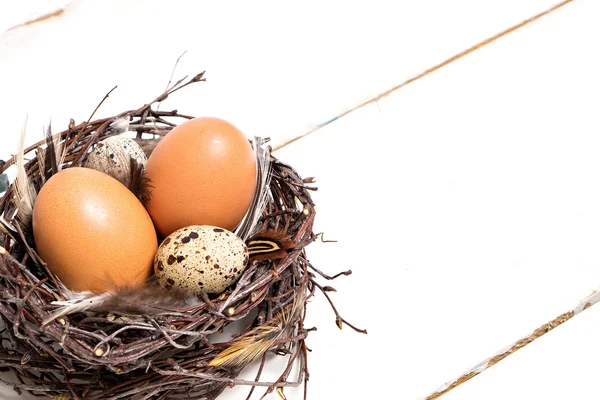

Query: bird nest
[0,73,365,399]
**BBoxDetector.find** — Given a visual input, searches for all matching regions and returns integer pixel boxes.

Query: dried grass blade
[210,287,305,367]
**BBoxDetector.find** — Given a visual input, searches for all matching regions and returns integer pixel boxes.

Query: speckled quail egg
[83,135,146,185]
[155,225,249,295]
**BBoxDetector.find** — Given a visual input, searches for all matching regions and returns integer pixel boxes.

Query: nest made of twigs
[0,73,364,400]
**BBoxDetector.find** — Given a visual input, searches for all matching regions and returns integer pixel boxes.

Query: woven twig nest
[0,73,364,399]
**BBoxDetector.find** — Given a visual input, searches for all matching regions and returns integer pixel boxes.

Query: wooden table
[1,1,597,398]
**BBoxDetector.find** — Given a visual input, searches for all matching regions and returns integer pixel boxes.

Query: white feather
[235,137,272,241]
[14,117,37,224]
[36,146,46,184]
[42,292,112,325]
[0,215,17,242]
[42,284,202,326]
[110,118,130,134]
[0,215,15,231]
[51,125,67,172]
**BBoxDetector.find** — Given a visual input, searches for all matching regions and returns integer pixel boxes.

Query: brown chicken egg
[32,167,158,292]
[145,117,257,237]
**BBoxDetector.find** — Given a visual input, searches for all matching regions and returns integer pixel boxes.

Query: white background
[1,1,600,399]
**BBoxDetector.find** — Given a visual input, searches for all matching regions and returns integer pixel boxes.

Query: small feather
[54,126,67,172]
[14,117,37,228]
[44,124,57,176]
[247,230,296,261]
[42,283,201,325]
[127,158,153,206]
[110,118,130,134]
[210,324,281,368]
[209,287,305,367]
[36,147,47,184]
[235,137,272,241]
[43,122,66,177]
[0,215,17,242]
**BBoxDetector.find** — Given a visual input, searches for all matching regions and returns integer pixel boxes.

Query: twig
[307,261,352,280]
[66,86,117,154]
[312,280,367,334]
[245,353,268,400]
[157,50,188,112]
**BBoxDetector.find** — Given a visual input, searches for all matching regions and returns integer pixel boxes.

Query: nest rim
[0,73,362,400]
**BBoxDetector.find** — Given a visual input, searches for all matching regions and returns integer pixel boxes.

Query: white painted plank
[0,0,560,162]
[440,296,600,400]
[271,1,600,398]
[0,1,592,399]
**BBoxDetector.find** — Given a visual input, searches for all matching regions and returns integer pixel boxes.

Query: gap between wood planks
[422,289,600,400]
[273,0,575,152]
[4,5,70,34]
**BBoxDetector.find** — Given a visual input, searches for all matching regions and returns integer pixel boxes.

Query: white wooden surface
[1,1,599,399]
[441,295,600,400]
[0,0,562,160]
